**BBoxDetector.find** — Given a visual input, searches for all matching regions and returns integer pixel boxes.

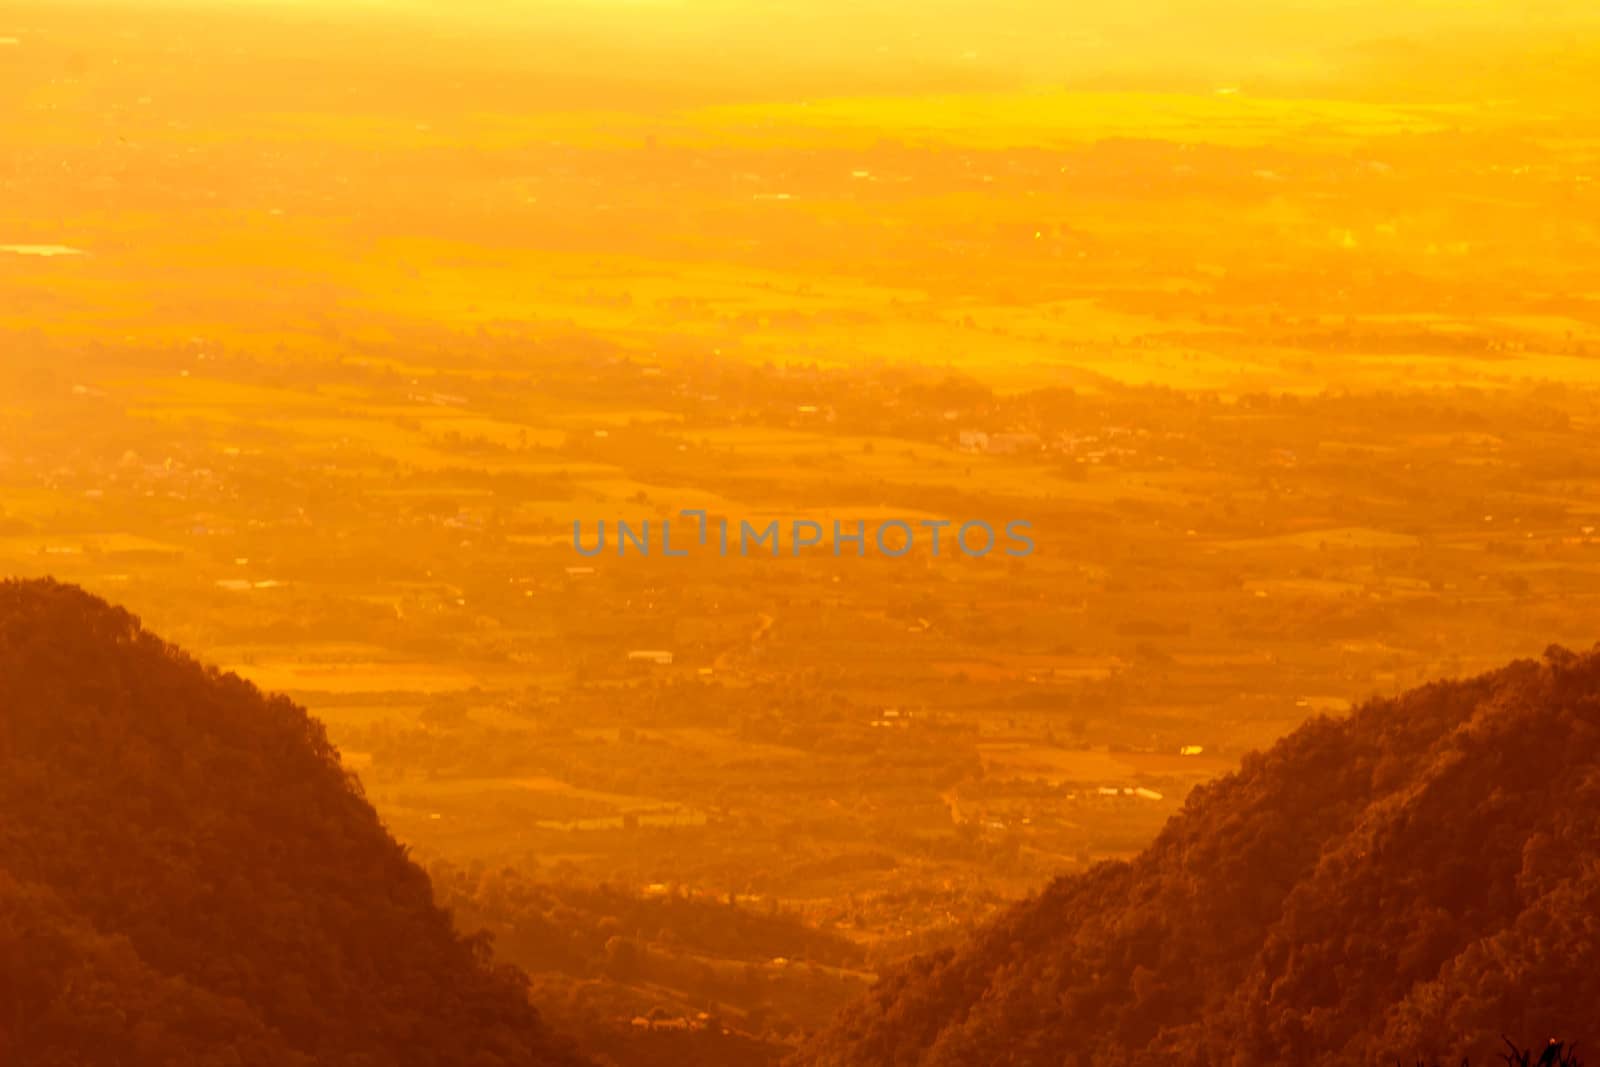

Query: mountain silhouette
[795,643,1600,1066]
[0,578,587,1066]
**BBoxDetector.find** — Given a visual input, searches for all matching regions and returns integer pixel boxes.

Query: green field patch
[416,415,568,449]
[0,532,184,558]
[1218,526,1420,551]
[977,744,1136,784]
[224,657,483,695]
[373,775,708,833]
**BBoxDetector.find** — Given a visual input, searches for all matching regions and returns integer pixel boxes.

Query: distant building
[987,432,1041,455]
[627,650,673,665]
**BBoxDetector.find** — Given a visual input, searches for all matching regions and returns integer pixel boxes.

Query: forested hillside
[0,578,586,1066]
[8,579,1599,1066]
[427,861,876,1065]
[796,644,1600,1066]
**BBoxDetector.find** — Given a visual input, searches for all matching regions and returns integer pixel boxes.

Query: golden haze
[4,0,1600,1061]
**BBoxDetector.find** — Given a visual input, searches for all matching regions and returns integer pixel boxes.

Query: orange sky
[33,0,1600,97]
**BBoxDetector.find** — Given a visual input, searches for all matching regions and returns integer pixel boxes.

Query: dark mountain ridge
[0,578,586,1066]
[796,643,1600,1066]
